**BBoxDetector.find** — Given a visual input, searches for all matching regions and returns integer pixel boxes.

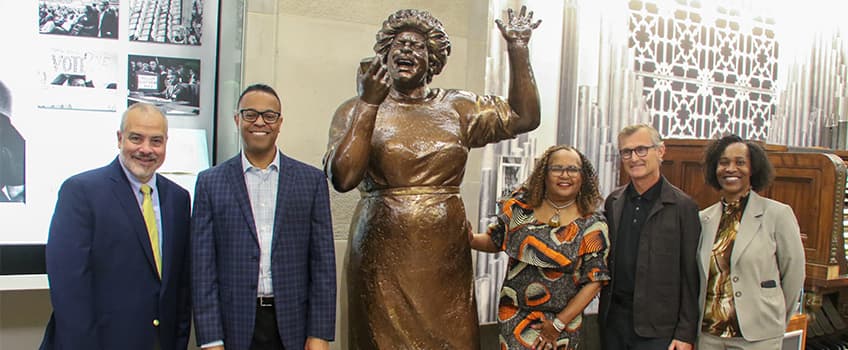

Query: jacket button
[153,319,160,327]
[734,291,741,297]
[732,276,739,283]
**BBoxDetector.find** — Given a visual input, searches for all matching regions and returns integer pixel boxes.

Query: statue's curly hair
[522,145,602,216]
[374,9,451,84]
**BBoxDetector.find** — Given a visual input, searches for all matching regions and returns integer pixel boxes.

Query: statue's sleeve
[323,97,357,173]
[456,90,517,148]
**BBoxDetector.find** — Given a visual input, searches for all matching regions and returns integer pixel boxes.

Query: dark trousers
[602,304,671,350]
[249,300,285,350]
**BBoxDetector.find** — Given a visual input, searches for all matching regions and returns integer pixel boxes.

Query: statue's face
[387,31,429,87]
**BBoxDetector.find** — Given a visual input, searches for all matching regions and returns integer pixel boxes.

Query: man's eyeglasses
[239,109,281,123]
[547,165,581,177]
[619,145,657,159]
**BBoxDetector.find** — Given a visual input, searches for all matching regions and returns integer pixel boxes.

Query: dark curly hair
[521,145,602,216]
[703,134,774,191]
[374,9,451,84]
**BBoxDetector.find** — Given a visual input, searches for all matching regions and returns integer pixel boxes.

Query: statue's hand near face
[495,5,542,46]
[357,56,391,105]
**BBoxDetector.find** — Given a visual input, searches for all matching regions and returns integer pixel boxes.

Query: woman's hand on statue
[357,56,391,105]
[495,5,541,45]
[530,319,561,350]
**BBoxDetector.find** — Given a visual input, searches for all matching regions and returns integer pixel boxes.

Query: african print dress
[488,191,610,350]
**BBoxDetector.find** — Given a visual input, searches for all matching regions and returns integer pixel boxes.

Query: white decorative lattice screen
[628,0,777,140]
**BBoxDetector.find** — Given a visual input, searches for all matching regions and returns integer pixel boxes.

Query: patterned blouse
[702,196,748,337]
[487,190,610,349]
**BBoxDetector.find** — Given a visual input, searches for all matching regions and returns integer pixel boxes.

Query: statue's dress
[329,88,520,349]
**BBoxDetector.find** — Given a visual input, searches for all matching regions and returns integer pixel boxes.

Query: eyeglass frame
[618,144,658,160]
[238,108,281,124]
[546,165,582,177]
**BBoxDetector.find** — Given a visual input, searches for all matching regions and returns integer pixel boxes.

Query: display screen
[0,0,218,263]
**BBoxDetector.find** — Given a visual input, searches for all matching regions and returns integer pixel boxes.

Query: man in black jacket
[599,124,701,350]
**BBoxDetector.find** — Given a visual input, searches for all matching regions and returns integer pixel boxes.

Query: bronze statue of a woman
[325,7,541,349]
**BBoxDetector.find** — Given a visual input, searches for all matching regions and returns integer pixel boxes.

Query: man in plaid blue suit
[191,84,336,350]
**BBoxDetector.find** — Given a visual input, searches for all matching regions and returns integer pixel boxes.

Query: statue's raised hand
[495,6,541,45]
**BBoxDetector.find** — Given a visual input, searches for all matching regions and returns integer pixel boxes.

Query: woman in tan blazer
[696,135,805,349]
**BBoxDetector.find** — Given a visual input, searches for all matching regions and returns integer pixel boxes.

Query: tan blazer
[697,191,805,341]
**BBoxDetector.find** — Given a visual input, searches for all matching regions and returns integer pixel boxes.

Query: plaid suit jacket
[191,152,336,350]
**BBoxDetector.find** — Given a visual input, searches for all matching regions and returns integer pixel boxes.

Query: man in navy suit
[41,102,191,350]
[192,84,336,350]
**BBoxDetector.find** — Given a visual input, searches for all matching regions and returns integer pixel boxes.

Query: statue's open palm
[496,5,542,44]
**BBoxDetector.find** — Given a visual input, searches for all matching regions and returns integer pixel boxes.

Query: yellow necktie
[141,184,161,278]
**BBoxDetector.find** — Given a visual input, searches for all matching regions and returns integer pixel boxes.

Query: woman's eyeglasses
[547,165,581,177]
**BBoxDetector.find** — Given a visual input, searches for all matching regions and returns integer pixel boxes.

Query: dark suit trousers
[602,301,671,350]
[250,301,285,350]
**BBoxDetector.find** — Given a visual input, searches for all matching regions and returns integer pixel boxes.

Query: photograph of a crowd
[127,54,200,115]
[39,0,119,39]
[129,0,203,45]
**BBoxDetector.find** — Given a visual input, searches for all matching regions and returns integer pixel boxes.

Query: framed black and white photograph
[37,48,118,111]
[127,54,200,115]
[39,0,119,39]
[128,0,202,45]
[0,79,25,203]
[498,156,524,200]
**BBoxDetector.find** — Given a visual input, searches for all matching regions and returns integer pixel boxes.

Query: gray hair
[120,103,167,133]
[617,123,662,146]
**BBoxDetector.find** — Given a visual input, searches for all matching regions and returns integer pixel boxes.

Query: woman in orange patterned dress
[471,145,610,350]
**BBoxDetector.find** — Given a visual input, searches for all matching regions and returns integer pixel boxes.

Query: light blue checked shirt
[202,151,281,349]
[241,150,280,298]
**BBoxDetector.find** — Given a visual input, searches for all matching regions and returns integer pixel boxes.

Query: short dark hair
[237,83,281,107]
[703,134,774,191]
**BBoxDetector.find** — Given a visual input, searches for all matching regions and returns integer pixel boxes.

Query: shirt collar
[241,149,281,173]
[626,177,662,201]
[721,191,750,211]
[118,155,158,193]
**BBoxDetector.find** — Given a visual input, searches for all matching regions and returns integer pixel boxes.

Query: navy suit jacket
[191,152,336,350]
[41,157,192,350]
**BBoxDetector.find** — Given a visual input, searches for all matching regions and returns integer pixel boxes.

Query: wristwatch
[552,317,566,332]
